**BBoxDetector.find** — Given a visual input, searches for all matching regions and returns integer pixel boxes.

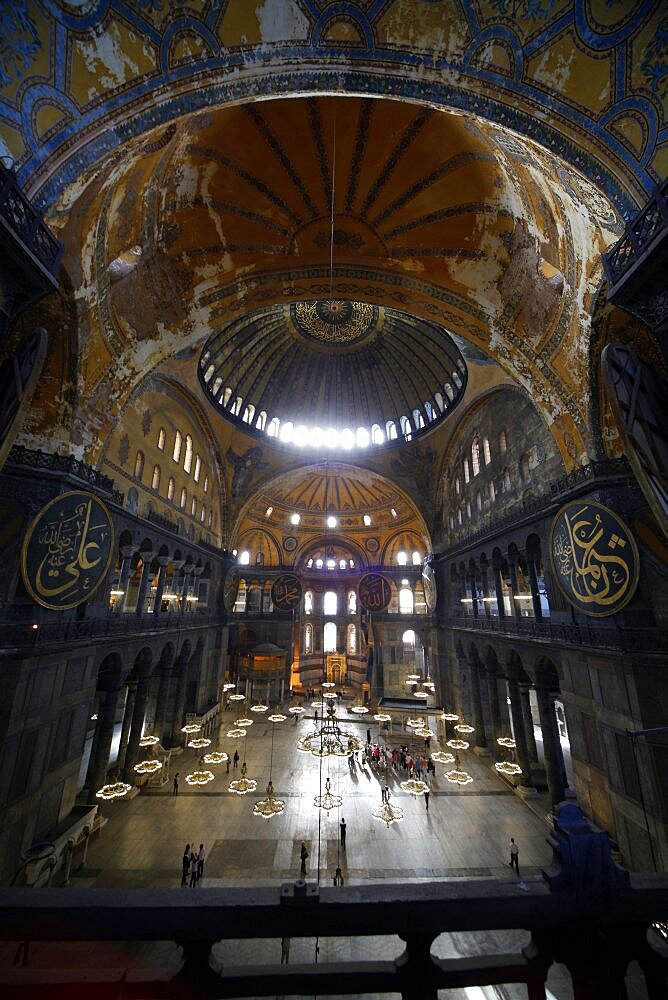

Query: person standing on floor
[281,936,290,964]
[233,749,239,769]
[189,848,198,887]
[197,843,206,881]
[181,844,190,886]
[173,772,179,796]
[424,789,430,811]
[300,842,309,876]
[340,817,347,848]
[510,837,519,875]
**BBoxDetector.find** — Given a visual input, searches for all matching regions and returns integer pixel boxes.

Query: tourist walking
[173,772,179,796]
[340,817,347,848]
[510,837,519,875]
[197,843,206,880]
[424,789,430,811]
[189,848,198,887]
[281,936,290,964]
[300,842,309,876]
[233,749,239,769]
[181,844,190,886]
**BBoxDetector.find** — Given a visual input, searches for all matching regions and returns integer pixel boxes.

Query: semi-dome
[199,301,467,450]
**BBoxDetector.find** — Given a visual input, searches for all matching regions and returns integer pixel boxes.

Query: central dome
[199,301,467,450]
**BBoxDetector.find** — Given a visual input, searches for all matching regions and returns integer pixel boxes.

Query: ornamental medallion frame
[271,573,303,610]
[549,500,639,618]
[358,572,392,611]
[21,490,115,611]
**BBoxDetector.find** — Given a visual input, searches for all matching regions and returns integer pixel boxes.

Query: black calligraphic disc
[271,573,303,610]
[21,491,115,611]
[358,573,392,611]
[549,501,639,617]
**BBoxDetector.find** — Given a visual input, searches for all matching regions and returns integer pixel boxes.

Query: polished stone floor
[2,707,652,999]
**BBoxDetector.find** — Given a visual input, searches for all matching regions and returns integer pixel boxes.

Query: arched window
[489,480,496,502]
[304,591,313,615]
[448,514,454,530]
[267,416,280,437]
[464,458,470,484]
[400,415,412,441]
[402,629,416,646]
[256,410,267,431]
[520,453,530,482]
[324,622,337,653]
[504,468,512,492]
[243,403,255,425]
[203,476,209,493]
[457,509,463,526]
[190,497,197,517]
[238,550,250,565]
[304,623,313,654]
[412,551,421,565]
[397,550,407,566]
[200,504,206,523]
[483,437,491,464]
[207,510,212,528]
[466,500,471,519]
[134,450,144,479]
[471,438,480,476]
[157,428,166,451]
[173,431,182,463]
[255,552,264,565]
[194,455,201,482]
[222,387,233,407]
[167,477,175,501]
[279,421,294,443]
[151,464,161,490]
[476,490,482,512]
[371,424,384,444]
[324,591,337,616]
[347,624,357,654]
[435,391,445,413]
[499,430,507,453]
[180,487,187,509]
[412,408,425,430]
[339,559,347,570]
[399,588,414,613]
[348,590,357,614]
[126,487,139,515]
[184,434,193,474]
[455,477,461,495]
[386,420,397,440]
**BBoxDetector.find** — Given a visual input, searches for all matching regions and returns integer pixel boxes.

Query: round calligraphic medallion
[21,491,114,611]
[422,562,437,612]
[549,501,639,617]
[271,573,303,610]
[223,568,240,611]
[358,573,392,611]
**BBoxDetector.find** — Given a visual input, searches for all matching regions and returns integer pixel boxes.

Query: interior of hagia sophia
[0,1,667,995]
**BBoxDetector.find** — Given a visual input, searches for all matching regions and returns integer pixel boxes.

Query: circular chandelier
[235,717,253,727]
[96,782,132,800]
[203,751,229,765]
[405,679,418,687]
[186,770,215,786]
[447,738,469,750]
[444,767,473,785]
[323,691,338,700]
[372,800,404,827]
[297,705,364,758]
[350,704,369,715]
[227,728,246,739]
[268,713,286,723]
[495,761,522,776]
[181,724,201,734]
[406,674,420,681]
[222,683,235,692]
[188,737,211,749]
[133,759,163,775]
[253,785,285,818]
[414,727,435,738]
[314,777,343,813]
[406,717,425,728]
[412,689,428,699]
[400,778,429,797]
[497,737,516,748]
[139,735,159,747]
[441,712,459,722]
[423,681,435,692]
[322,681,336,689]
[374,713,392,722]
[289,706,305,716]
[455,723,475,734]
[311,700,326,711]
[250,703,269,713]
[230,776,257,795]
[430,751,455,764]
[229,693,245,702]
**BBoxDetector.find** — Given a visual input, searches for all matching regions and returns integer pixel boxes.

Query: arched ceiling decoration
[233,462,430,562]
[31,94,624,468]
[2,2,663,214]
[200,301,467,448]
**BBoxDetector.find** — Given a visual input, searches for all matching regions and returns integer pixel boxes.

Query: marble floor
[2,708,652,999]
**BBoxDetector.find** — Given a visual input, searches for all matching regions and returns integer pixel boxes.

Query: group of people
[360,742,436,780]
[181,843,206,886]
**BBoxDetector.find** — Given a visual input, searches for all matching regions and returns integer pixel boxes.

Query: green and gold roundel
[549,501,639,617]
[271,574,303,610]
[21,491,114,611]
[358,573,392,611]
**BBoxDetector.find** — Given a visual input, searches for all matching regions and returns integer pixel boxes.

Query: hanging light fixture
[446,738,470,750]
[311,700,326,711]
[181,724,201,734]
[289,706,305,716]
[133,759,163,775]
[372,799,404,827]
[455,723,475,735]
[253,714,285,818]
[406,717,425,729]
[497,736,516,748]
[226,728,246,739]
[186,770,215,786]
[250,702,269,713]
[139,735,160,747]
[188,737,212,749]
[374,713,392,723]
[430,751,455,764]
[203,751,229,765]
[229,693,245,703]
[414,727,435,739]
[96,781,132,800]
[222,683,235,692]
[322,681,336,689]
[400,777,429,797]
[314,775,343,813]
[444,753,473,786]
[230,763,257,795]
[268,713,286,723]
[298,702,363,757]
[441,712,459,722]
[351,703,369,714]
[235,717,254,727]
[495,761,522,776]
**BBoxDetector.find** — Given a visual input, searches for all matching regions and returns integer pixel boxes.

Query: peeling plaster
[255,0,310,42]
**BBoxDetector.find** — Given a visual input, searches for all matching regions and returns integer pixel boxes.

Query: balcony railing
[7,444,121,501]
[1,612,216,650]
[603,179,668,286]
[0,162,63,274]
[445,613,668,652]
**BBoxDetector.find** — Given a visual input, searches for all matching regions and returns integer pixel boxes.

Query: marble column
[468,652,488,751]
[152,558,169,618]
[527,553,543,621]
[166,648,192,748]
[535,682,566,810]
[153,647,176,745]
[480,563,491,618]
[492,563,505,618]
[508,559,521,619]
[468,574,478,619]
[124,672,151,778]
[180,562,194,614]
[116,680,137,773]
[520,683,539,762]
[118,546,135,612]
[507,675,534,792]
[85,683,122,796]
[134,552,155,616]
[485,661,502,745]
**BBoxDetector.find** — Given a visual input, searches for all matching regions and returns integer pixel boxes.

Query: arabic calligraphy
[21,492,114,611]
[358,573,392,611]
[550,501,639,617]
[271,574,303,610]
